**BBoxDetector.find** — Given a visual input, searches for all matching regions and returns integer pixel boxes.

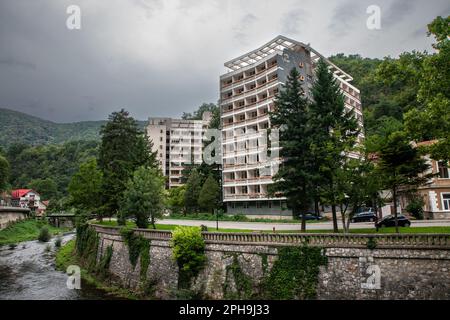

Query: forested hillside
[0,108,146,147]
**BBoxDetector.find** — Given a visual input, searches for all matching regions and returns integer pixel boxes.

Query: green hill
[0,108,146,147]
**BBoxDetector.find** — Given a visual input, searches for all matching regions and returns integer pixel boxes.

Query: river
[0,234,116,300]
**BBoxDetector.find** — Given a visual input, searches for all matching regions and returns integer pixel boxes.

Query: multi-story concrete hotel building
[220,36,364,218]
[147,112,212,188]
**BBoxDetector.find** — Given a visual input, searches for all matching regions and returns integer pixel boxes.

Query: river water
[0,234,115,300]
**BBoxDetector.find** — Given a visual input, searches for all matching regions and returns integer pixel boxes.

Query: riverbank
[55,239,137,300]
[0,219,71,246]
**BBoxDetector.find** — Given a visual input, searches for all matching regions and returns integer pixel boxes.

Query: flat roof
[224,35,353,82]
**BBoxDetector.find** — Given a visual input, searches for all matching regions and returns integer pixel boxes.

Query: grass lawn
[92,220,255,233]
[274,227,450,234]
[0,219,71,246]
[167,213,328,224]
[91,220,450,234]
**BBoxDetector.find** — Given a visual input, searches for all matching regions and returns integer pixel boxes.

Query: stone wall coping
[0,207,31,213]
[90,224,450,249]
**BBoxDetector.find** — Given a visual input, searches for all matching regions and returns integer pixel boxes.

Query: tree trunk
[330,179,338,233]
[314,198,320,217]
[301,212,306,232]
[331,204,338,233]
[393,186,399,234]
[340,204,347,233]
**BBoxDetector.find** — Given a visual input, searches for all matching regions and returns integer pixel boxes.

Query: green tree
[377,131,431,233]
[28,178,58,200]
[404,15,450,161]
[184,169,202,213]
[120,166,165,229]
[68,158,103,217]
[98,109,154,223]
[168,186,186,214]
[308,59,360,232]
[0,155,10,193]
[198,174,220,213]
[269,68,315,230]
[182,103,218,124]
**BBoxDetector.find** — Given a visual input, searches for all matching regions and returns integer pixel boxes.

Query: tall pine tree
[269,68,316,231]
[308,59,360,232]
[98,109,157,223]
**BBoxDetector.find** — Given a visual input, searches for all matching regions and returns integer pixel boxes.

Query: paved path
[159,218,450,231]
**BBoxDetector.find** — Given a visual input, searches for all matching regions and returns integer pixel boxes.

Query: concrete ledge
[90,224,450,249]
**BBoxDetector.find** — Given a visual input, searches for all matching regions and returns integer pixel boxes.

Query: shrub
[232,214,248,222]
[38,227,51,242]
[200,225,208,232]
[171,226,206,289]
[261,246,327,300]
[406,198,425,220]
[55,237,62,248]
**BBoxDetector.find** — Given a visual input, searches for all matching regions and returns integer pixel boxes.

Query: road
[158,218,450,231]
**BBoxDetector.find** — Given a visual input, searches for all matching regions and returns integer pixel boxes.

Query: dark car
[298,212,323,220]
[350,208,377,223]
[376,215,411,228]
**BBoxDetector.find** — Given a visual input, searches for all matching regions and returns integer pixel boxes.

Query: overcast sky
[0,0,448,122]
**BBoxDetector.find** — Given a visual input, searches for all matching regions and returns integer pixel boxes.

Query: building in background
[219,36,364,219]
[401,140,450,220]
[147,112,212,188]
[10,189,47,215]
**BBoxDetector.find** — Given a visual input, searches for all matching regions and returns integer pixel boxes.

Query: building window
[438,161,449,179]
[442,194,450,211]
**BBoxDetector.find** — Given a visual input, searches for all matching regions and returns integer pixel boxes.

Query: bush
[231,214,249,222]
[171,226,206,289]
[406,198,425,220]
[38,227,51,242]
[55,237,62,248]
[200,225,208,232]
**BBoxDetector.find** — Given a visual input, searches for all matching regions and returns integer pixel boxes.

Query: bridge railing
[90,224,450,249]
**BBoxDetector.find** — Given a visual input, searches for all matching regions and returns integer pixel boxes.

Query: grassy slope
[0,219,70,245]
[55,240,138,299]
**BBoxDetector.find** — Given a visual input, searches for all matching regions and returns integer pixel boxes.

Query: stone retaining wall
[0,207,30,230]
[92,225,450,300]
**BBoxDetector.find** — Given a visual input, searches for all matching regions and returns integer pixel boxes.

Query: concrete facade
[93,225,450,300]
[219,36,364,218]
[147,112,212,188]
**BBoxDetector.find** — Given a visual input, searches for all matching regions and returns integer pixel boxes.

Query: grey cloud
[0,57,36,70]
[233,13,258,45]
[281,8,309,35]
[0,0,447,122]
[327,1,361,37]
[382,0,418,29]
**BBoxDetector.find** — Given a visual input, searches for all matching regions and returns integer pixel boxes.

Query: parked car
[376,215,411,228]
[351,208,378,223]
[298,212,323,220]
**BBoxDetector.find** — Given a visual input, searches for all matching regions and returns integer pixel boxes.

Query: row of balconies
[341,83,360,100]
[221,77,279,104]
[221,58,278,88]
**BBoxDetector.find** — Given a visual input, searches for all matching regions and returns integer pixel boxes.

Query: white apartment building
[147,112,212,188]
[220,36,364,219]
